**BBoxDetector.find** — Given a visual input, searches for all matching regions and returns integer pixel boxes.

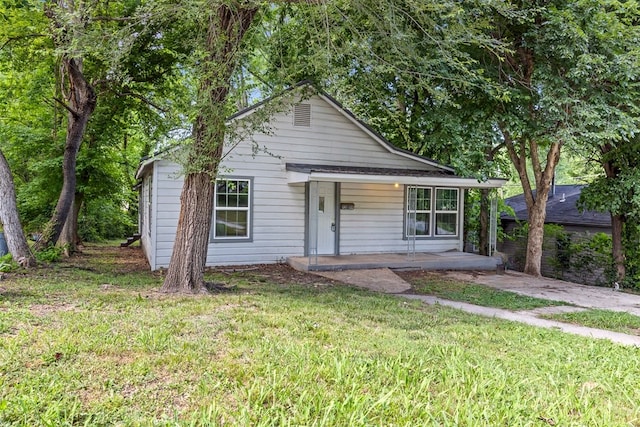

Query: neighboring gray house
[136,84,505,271]
[499,185,612,284]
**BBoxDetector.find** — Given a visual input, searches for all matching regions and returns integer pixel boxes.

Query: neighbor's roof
[503,184,611,228]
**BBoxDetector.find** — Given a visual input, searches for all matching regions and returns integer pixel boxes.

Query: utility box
[0,232,7,257]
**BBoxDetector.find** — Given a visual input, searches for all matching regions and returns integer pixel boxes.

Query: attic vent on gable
[293,103,311,127]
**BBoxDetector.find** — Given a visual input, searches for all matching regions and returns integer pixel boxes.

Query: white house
[135,84,505,271]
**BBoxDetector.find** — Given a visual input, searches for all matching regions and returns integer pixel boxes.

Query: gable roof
[228,81,454,173]
[137,81,506,189]
[503,185,611,228]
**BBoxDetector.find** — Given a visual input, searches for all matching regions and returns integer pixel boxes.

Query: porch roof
[286,163,506,189]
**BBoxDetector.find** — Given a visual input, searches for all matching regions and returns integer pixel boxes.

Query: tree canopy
[1,0,638,286]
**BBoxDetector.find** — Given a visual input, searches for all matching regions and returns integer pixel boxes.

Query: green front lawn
[543,309,640,336]
[1,245,639,426]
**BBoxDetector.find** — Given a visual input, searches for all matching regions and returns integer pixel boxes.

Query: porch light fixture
[394,183,399,188]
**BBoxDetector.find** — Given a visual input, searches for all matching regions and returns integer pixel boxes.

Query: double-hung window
[406,187,431,236]
[434,188,458,236]
[211,178,251,241]
[405,186,458,238]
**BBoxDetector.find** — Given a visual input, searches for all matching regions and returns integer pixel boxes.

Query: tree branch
[0,34,47,51]
[530,139,542,188]
[118,92,168,112]
[91,16,137,22]
[501,124,534,208]
[52,96,79,118]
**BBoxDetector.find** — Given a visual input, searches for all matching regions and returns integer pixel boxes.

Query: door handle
[331,222,336,232]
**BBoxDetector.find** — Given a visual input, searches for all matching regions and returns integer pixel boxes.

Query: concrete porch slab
[288,251,501,272]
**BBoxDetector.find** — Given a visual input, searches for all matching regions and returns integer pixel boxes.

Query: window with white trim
[405,186,458,238]
[211,178,251,241]
[434,188,458,236]
[406,187,431,236]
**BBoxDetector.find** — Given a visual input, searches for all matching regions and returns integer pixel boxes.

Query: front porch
[288,251,502,272]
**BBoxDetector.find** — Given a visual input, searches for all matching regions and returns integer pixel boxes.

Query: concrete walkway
[312,268,640,347]
[442,270,640,316]
[402,294,640,347]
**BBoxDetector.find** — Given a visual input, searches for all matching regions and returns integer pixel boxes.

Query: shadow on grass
[0,288,41,302]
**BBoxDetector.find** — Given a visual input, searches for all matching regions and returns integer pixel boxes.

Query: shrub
[0,253,19,273]
[35,246,64,263]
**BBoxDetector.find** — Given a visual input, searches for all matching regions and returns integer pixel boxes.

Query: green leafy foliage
[506,223,615,286]
[78,197,137,242]
[35,245,64,263]
[0,253,18,273]
[558,232,615,286]
[0,0,194,243]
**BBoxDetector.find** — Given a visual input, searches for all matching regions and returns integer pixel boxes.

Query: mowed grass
[1,246,640,426]
[402,273,566,310]
[544,309,640,337]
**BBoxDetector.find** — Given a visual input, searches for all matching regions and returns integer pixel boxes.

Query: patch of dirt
[7,243,341,288]
[64,245,152,274]
[210,263,340,287]
[394,269,455,285]
[30,303,79,316]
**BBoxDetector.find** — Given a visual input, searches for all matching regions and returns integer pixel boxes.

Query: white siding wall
[205,178,307,266]
[222,95,441,170]
[154,161,183,269]
[148,94,456,269]
[151,157,307,269]
[338,183,460,254]
[139,171,156,269]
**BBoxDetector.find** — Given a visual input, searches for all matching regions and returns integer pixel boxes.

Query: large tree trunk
[58,192,84,253]
[478,188,489,256]
[600,151,626,283]
[37,57,96,249]
[610,213,625,282]
[0,150,34,266]
[524,197,549,276]
[502,127,561,277]
[161,3,258,293]
[161,173,216,292]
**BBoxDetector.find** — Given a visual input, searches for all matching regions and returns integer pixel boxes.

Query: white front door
[316,182,336,254]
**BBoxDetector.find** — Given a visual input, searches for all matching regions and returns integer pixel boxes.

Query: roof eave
[288,170,506,188]
[135,157,156,180]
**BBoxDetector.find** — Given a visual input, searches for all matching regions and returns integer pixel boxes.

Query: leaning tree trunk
[610,213,625,283]
[0,150,34,266]
[37,57,96,249]
[161,3,258,293]
[161,171,217,293]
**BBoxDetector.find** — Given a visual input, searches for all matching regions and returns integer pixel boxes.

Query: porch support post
[489,189,498,256]
[407,185,416,259]
[308,180,319,266]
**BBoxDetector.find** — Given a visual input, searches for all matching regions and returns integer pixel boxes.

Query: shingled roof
[502,184,611,229]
